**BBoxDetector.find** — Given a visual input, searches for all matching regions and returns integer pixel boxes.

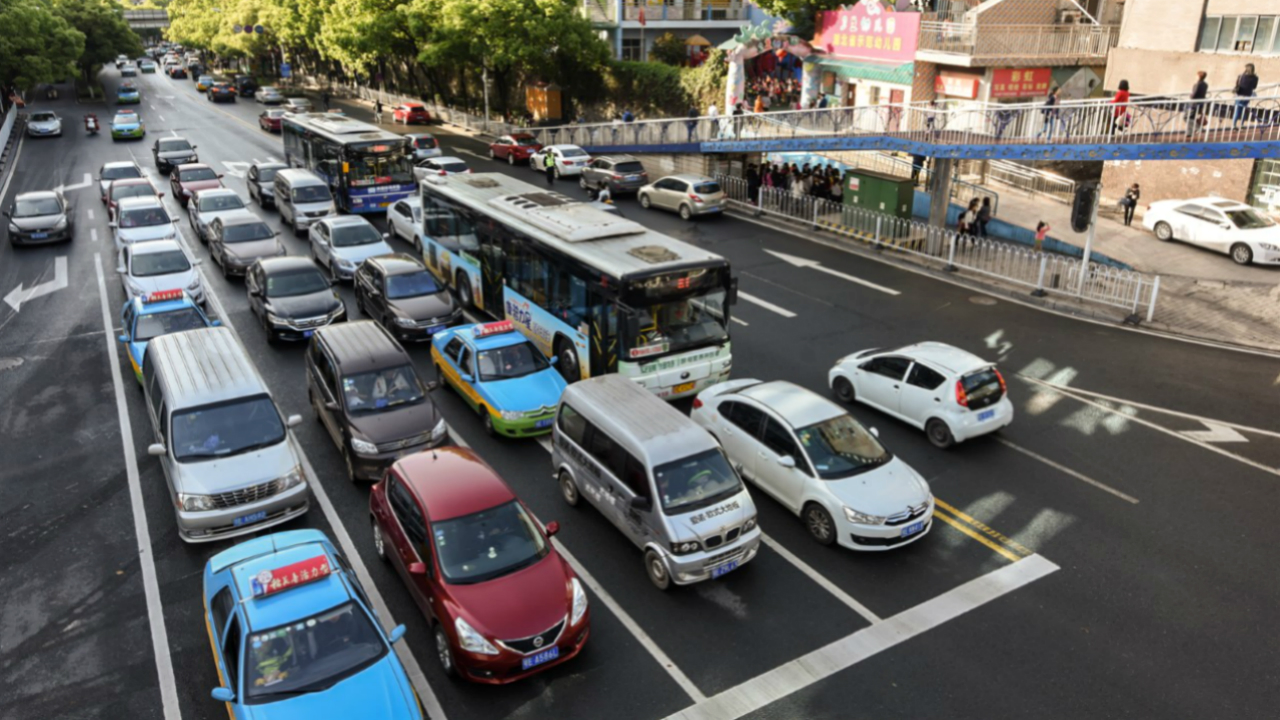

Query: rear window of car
[413,136,437,148]
[961,368,1004,409]
[614,161,645,173]
[561,148,589,158]
[693,182,721,194]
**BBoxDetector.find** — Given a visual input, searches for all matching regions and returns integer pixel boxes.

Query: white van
[273,168,335,235]
[552,374,760,589]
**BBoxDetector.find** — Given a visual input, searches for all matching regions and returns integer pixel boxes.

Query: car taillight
[692,398,703,409]
[438,170,447,176]
[611,174,623,180]
[954,380,969,407]
[994,368,1007,395]
[689,194,704,203]
[564,161,574,166]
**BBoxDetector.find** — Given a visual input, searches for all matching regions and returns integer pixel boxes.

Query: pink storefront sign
[813,0,921,64]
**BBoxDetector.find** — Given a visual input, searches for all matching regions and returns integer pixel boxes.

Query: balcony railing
[918,22,1120,61]
[580,0,748,24]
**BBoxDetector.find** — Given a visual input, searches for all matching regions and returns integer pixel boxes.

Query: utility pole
[483,66,490,134]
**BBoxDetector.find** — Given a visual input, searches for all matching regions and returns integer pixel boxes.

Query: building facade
[581,0,775,61]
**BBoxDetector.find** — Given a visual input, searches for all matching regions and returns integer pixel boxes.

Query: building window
[1198,15,1280,55]
[621,38,642,61]
[1250,160,1280,212]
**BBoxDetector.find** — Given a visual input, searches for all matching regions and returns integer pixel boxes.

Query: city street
[1,67,1278,720]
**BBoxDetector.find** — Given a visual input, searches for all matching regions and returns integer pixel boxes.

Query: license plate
[674,381,696,394]
[900,520,925,538]
[31,232,48,239]
[427,324,446,334]
[711,560,739,579]
[977,409,995,421]
[521,646,559,670]
[535,418,554,429]
[234,510,268,527]
[303,330,314,338]
[627,174,639,180]
[379,202,389,208]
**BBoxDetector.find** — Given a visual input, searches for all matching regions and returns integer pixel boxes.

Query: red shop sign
[935,73,980,99]
[991,68,1053,98]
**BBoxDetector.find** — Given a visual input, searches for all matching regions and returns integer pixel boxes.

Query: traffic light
[1071,181,1099,233]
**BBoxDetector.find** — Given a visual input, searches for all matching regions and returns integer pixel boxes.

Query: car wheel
[413,235,423,256]
[833,377,856,403]
[559,470,581,508]
[309,387,323,423]
[372,520,388,561]
[1153,221,1173,242]
[926,418,955,449]
[344,445,357,482]
[679,204,693,221]
[489,147,497,159]
[554,167,562,179]
[261,312,278,344]
[328,257,339,283]
[507,153,516,166]
[555,338,578,383]
[482,410,496,437]
[640,193,652,209]
[456,273,473,309]
[803,503,837,546]
[579,176,589,190]
[644,549,671,591]
[434,625,457,678]
[1231,243,1254,265]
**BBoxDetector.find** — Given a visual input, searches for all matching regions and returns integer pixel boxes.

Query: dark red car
[258,108,287,132]
[370,447,589,684]
[106,178,160,222]
[488,134,542,165]
[392,102,431,125]
[169,163,224,207]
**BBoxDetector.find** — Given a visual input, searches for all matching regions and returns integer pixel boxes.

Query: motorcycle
[85,114,99,135]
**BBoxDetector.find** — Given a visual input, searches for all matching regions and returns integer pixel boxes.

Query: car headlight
[8,223,19,233]
[178,493,216,512]
[335,257,355,269]
[843,506,887,525]
[53,216,68,230]
[430,418,447,441]
[395,316,418,328]
[500,410,523,421]
[669,540,702,555]
[743,515,758,533]
[266,312,288,325]
[350,437,378,455]
[187,277,201,291]
[278,465,304,490]
[1259,242,1280,252]
[570,578,588,626]
[454,616,499,655]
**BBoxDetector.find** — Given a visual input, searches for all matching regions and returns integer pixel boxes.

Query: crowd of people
[744,76,803,113]
[744,162,846,204]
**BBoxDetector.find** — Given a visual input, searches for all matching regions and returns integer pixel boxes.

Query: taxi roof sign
[143,289,185,304]
[250,555,332,598]
[474,320,515,338]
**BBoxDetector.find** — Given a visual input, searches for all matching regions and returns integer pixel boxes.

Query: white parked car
[1143,197,1280,265]
[385,196,421,246]
[691,379,934,550]
[413,156,470,181]
[26,111,62,138]
[188,187,247,243]
[112,196,177,249]
[307,215,394,282]
[118,239,204,305]
[528,144,591,178]
[828,342,1012,449]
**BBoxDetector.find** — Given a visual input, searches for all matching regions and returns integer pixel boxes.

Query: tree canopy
[0,0,85,91]
[54,0,144,84]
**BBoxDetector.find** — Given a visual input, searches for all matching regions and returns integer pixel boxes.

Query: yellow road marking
[931,510,1023,563]
[934,498,1034,558]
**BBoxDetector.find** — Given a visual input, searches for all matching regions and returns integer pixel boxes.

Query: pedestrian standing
[746,164,761,205]
[1034,221,1050,252]
[1037,87,1060,140]
[1232,63,1259,129]
[910,152,927,185]
[976,197,992,238]
[1121,183,1140,226]
[544,149,557,186]
[1186,71,1208,139]
[753,95,765,114]
[732,103,745,138]
[373,100,384,124]
[622,108,635,123]
[686,104,699,142]
[830,170,843,203]
[817,92,828,109]
[322,90,331,110]
[960,199,979,239]
[1111,80,1131,134]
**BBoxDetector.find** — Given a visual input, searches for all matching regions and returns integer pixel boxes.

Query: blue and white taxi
[118,289,216,383]
[202,530,424,719]
[430,320,568,437]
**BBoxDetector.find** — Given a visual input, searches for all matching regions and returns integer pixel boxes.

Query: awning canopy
[686,34,712,46]
[812,57,914,86]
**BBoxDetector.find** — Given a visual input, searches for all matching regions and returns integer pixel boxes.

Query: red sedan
[370,447,589,684]
[258,108,287,132]
[169,163,224,207]
[489,134,542,165]
[106,178,160,222]
[392,102,431,125]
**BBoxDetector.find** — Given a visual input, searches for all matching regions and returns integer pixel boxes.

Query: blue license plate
[31,232,48,239]
[711,560,738,579]
[427,324,446,334]
[535,418,554,429]
[900,520,925,538]
[234,510,268,527]
[521,645,559,671]
[303,330,314,338]
[977,409,995,421]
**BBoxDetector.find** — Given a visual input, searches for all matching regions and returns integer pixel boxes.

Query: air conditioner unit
[1058,9,1085,24]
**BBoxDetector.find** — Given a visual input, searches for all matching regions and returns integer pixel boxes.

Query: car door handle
[893,384,900,389]
[933,398,941,402]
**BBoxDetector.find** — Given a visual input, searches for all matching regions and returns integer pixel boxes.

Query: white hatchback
[691,379,934,551]
[528,144,592,178]
[1142,197,1280,265]
[828,342,1012,449]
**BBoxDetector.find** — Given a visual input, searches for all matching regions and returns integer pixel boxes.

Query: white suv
[828,342,1013,449]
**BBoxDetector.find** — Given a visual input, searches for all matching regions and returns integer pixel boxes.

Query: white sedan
[691,379,934,551]
[412,156,470,181]
[385,196,421,247]
[1143,197,1280,265]
[529,144,591,178]
[118,239,204,304]
[27,111,62,138]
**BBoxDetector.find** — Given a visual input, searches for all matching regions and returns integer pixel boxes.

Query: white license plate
[900,520,925,538]
[711,560,739,579]
[978,409,995,421]
[521,646,559,670]
[234,510,268,527]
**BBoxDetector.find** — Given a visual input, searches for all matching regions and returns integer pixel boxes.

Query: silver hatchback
[639,174,727,220]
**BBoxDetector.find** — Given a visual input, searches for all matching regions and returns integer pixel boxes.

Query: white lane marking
[760,534,880,623]
[87,209,95,220]
[158,114,166,122]
[764,249,901,296]
[1182,422,1248,443]
[455,148,488,160]
[663,554,1059,720]
[149,104,156,110]
[55,173,93,192]
[993,437,1139,504]
[221,161,250,179]
[4,256,68,312]
[92,253,182,720]
[169,129,178,137]
[730,316,749,327]
[91,228,98,243]
[0,133,23,201]
[737,291,796,318]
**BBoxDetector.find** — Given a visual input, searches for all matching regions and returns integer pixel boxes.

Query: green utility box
[840,169,913,240]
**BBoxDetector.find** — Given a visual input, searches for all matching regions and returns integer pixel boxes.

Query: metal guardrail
[831,150,999,213]
[983,160,1076,204]
[716,174,1160,320]
[918,22,1120,60]
[0,106,18,160]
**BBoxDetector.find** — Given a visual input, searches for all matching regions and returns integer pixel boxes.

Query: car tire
[833,377,856,403]
[579,176,589,190]
[559,470,581,508]
[1153,221,1173,242]
[372,520,389,562]
[434,625,458,678]
[489,147,497,159]
[507,153,516,166]
[554,167,562,180]
[344,445,357,482]
[309,387,324,423]
[640,193,652,209]
[554,337,578,383]
[261,312,278,344]
[482,410,496,437]
[644,549,672,591]
[926,418,955,449]
[456,273,473,309]
[413,235,423,256]
[803,503,837,546]
[679,204,693,221]
[1231,243,1254,265]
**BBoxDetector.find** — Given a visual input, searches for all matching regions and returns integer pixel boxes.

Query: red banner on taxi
[251,555,333,597]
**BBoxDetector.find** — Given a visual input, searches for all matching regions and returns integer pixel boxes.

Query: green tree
[649,32,688,66]
[0,0,85,91]
[53,0,143,93]
[750,0,844,39]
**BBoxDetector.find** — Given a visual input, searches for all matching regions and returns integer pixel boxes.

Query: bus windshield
[346,148,413,187]
[626,288,729,359]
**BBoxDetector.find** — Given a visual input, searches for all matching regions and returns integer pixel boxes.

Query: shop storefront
[803,0,920,111]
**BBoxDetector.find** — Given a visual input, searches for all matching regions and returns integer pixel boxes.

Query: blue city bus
[281,113,415,214]
[416,172,737,400]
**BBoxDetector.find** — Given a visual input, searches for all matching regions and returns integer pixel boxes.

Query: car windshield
[330,223,382,247]
[198,76,212,82]
[347,150,414,187]
[266,110,286,118]
[244,602,387,703]
[132,250,190,277]
[112,115,137,125]
[292,185,331,203]
[119,206,170,228]
[13,197,61,217]
[342,365,424,413]
[1226,209,1276,230]
[435,161,468,173]
[476,342,549,381]
[103,165,142,181]
[171,396,285,461]
[693,182,721,194]
[257,167,282,183]
[432,500,549,584]
[113,185,155,202]
[181,167,218,182]
[627,289,729,358]
[795,414,890,479]
[30,112,56,122]
[654,448,743,514]
[513,136,539,146]
[222,222,274,243]
[199,194,244,212]
[266,270,329,298]
[385,270,439,299]
[133,307,206,341]
[561,148,588,158]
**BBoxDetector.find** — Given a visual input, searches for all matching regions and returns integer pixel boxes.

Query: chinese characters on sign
[251,555,333,597]
[813,1,920,64]
[991,68,1053,99]
[935,73,980,99]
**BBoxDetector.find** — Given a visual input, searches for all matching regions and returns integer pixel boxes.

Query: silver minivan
[552,374,760,590]
[142,326,311,542]
[274,168,335,235]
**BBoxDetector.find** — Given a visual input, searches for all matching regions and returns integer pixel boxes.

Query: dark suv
[579,155,649,194]
[306,321,448,480]
[234,75,258,97]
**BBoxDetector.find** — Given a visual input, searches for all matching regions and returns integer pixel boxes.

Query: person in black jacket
[1232,63,1259,130]
[1185,71,1208,139]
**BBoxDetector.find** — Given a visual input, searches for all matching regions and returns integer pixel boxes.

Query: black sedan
[207,81,236,103]
[5,190,73,245]
[152,136,198,174]
[353,254,460,342]
[246,257,346,343]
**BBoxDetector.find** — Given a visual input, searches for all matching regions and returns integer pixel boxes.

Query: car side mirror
[778,455,797,468]
[408,562,427,576]
[425,380,439,391]
[147,443,166,456]
[158,192,165,198]
[382,232,391,241]
[210,687,235,702]
[192,145,198,149]
[630,496,652,512]
[548,356,559,366]
[192,258,203,266]
[286,414,303,428]
[211,320,222,327]
[1,210,8,218]
[869,427,879,438]
[118,334,129,343]
[459,373,474,383]
[545,520,560,537]
[324,400,339,411]
[388,624,407,644]
[216,174,224,179]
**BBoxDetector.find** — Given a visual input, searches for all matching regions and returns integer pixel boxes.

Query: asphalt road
[1,69,1278,720]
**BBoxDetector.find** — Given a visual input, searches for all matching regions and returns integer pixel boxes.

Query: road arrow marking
[4,256,68,312]
[1181,421,1248,444]
[55,173,92,192]
[221,161,250,179]
[764,249,901,296]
